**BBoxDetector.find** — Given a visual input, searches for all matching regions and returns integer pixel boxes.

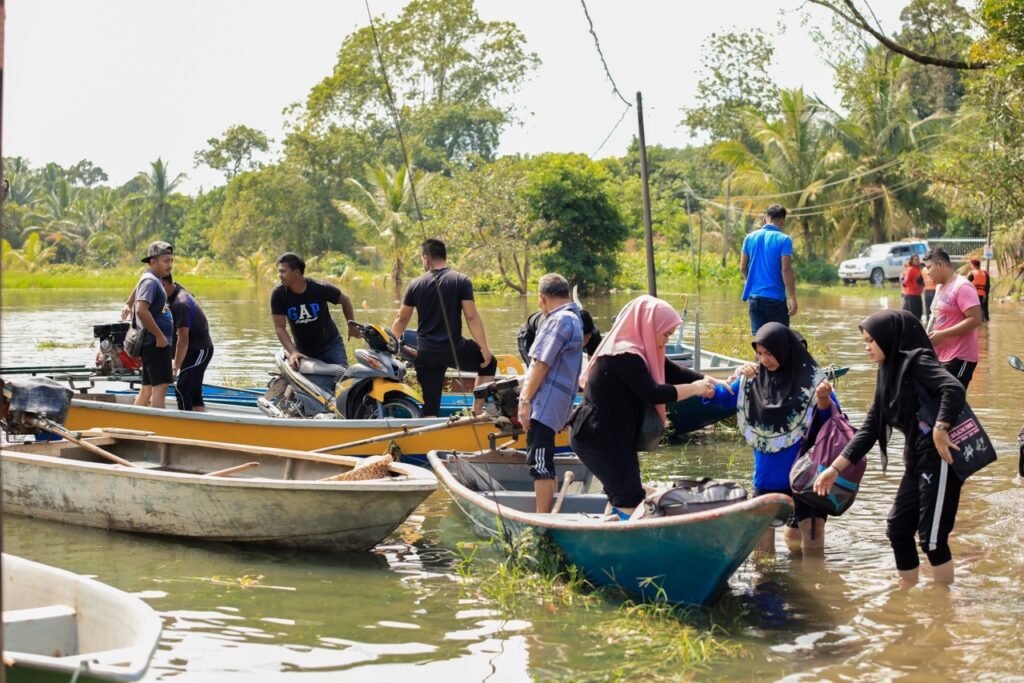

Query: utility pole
[986,196,994,274]
[722,172,732,268]
[636,91,656,297]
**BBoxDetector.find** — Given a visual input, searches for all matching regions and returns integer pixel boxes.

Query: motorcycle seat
[296,358,348,376]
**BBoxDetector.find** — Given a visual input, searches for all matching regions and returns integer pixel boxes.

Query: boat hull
[429,451,792,606]
[2,435,436,551]
[4,554,161,683]
[63,396,570,462]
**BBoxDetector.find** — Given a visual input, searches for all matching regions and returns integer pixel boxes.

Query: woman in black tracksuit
[814,309,966,586]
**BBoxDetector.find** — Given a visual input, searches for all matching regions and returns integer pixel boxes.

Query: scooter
[258,322,423,420]
[1009,355,1024,480]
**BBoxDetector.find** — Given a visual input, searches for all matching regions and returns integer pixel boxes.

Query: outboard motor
[0,376,74,436]
[93,322,142,375]
[473,376,523,426]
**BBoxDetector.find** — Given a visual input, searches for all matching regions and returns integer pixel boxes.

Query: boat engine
[0,376,73,436]
[473,376,523,426]
[93,322,142,375]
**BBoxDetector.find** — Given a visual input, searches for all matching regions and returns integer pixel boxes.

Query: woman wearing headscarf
[813,310,965,586]
[704,322,836,553]
[570,295,714,518]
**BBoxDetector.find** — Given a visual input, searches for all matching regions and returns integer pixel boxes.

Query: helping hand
[730,363,758,382]
[708,376,735,394]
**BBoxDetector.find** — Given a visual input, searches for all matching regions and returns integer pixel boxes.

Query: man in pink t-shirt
[924,247,982,389]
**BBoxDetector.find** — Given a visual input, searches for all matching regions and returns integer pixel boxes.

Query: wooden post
[696,206,705,281]
[685,190,696,272]
[636,91,657,297]
[722,173,731,268]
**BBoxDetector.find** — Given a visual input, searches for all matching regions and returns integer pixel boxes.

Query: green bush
[794,258,839,284]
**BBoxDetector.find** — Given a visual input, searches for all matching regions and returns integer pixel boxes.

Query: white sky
[4,0,904,194]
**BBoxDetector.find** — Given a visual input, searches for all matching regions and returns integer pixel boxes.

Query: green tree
[333,163,432,298]
[24,178,84,261]
[524,154,627,292]
[681,30,779,143]
[134,158,187,241]
[713,88,840,259]
[4,232,57,271]
[194,125,272,180]
[895,0,974,117]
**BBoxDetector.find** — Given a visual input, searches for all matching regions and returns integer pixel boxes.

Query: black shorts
[753,486,826,527]
[174,346,214,411]
[414,339,499,416]
[140,344,173,387]
[526,420,556,481]
[942,359,976,391]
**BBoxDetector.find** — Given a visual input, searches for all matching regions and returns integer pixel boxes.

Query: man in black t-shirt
[162,275,215,411]
[270,252,358,369]
[392,239,497,416]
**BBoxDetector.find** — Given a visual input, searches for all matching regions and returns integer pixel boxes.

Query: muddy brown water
[2,284,1022,681]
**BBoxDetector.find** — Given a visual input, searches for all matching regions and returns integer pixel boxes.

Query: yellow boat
[64,394,570,463]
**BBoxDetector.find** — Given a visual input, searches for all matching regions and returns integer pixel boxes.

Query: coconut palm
[23,179,84,261]
[333,163,433,298]
[135,158,187,238]
[827,50,948,244]
[4,233,58,271]
[712,88,844,259]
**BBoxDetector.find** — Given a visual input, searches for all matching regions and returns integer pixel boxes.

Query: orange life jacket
[970,268,988,296]
[923,269,936,291]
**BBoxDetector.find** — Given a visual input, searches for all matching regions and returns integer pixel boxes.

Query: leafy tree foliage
[194,125,271,179]
[524,154,627,292]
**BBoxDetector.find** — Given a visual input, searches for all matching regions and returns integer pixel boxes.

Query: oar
[31,417,135,468]
[205,462,260,478]
[551,470,575,514]
[313,414,497,453]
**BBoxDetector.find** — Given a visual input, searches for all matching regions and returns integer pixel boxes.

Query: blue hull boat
[428,450,792,606]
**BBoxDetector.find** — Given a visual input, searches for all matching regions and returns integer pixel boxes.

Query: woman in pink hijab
[570,295,714,517]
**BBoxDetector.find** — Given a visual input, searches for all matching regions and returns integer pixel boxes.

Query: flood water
[2,282,1023,681]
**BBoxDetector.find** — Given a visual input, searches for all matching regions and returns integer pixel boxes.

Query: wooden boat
[3,553,162,683]
[60,393,572,462]
[1,431,436,551]
[428,449,793,606]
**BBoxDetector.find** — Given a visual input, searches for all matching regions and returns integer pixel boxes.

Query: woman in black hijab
[813,309,965,586]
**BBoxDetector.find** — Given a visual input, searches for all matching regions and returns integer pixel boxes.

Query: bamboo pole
[205,462,260,478]
[33,418,136,468]
[312,414,496,454]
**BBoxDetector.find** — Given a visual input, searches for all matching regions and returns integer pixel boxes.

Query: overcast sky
[4,1,904,194]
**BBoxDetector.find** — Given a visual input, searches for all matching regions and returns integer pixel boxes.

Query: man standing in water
[740,204,798,334]
[924,247,982,390]
[516,274,584,513]
[271,252,358,369]
[392,238,497,416]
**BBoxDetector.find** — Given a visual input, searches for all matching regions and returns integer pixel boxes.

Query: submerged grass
[37,340,91,350]
[454,528,745,676]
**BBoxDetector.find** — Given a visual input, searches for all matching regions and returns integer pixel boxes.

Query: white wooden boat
[1,431,436,551]
[3,553,162,683]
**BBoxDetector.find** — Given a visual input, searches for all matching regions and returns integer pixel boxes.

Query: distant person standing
[740,204,797,334]
[392,238,497,416]
[271,252,358,369]
[123,241,175,409]
[924,247,982,390]
[922,266,937,326]
[900,254,925,320]
[516,274,585,513]
[967,258,991,322]
[162,275,214,412]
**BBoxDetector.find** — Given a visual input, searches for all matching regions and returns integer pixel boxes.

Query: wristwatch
[934,422,949,432]
[519,397,532,405]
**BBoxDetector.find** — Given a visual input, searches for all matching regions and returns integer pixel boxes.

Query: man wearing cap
[123,241,176,408]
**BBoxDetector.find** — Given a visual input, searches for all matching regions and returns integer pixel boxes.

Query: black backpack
[643,478,748,517]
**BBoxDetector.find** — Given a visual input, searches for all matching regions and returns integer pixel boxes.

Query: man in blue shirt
[516,273,584,513]
[740,204,798,334]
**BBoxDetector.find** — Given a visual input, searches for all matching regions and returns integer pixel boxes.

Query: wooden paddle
[32,417,135,468]
[205,462,260,478]
[551,470,575,514]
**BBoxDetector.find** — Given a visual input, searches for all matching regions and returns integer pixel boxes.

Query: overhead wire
[579,0,631,108]
[592,104,631,157]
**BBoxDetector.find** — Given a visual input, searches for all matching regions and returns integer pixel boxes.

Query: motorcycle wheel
[354,394,423,419]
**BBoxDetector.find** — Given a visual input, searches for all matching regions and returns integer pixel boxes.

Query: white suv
[839,241,929,285]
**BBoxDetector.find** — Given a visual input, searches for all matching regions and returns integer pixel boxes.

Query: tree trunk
[872,196,887,244]
[802,218,814,260]
[392,259,402,301]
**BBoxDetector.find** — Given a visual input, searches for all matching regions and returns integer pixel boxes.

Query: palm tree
[828,50,947,244]
[24,178,84,261]
[135,158,186,238]
[333,163,432,298]
[4,233,58,271]
[712,88,843,259]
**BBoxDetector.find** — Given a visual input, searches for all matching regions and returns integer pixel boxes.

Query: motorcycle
[258,322,423,420]
[1009,355,1024,480]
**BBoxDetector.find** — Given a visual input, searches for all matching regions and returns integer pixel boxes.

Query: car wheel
[844,278,855,286]
[869,268,885,286]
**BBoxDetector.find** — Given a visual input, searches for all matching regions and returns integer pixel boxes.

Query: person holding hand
[813,310,966,587]
[569,295,718,519]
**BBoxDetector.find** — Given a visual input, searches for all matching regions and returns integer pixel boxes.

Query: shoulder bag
[915,382,996,481]
[790,403,865,516]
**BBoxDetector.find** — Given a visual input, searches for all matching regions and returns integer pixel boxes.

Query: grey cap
[141,240,174,262]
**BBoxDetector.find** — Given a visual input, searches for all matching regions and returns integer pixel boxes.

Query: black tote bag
[915,383,996,481]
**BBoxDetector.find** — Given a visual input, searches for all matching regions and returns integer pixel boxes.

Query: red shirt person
[900,254,925,321]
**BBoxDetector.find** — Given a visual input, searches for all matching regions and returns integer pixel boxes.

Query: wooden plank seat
[4,604,78,656]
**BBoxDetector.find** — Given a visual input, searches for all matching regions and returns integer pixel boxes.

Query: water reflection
[3,286,1024,679]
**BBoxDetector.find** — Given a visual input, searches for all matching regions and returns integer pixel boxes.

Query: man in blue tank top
[740,204,798,334]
